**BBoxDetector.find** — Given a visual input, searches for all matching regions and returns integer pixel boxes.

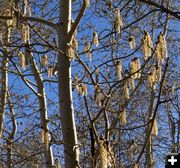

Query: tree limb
[140,0,180,20]
[66,0,87,42]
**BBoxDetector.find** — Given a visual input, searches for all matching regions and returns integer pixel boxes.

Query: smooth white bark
[58,1,79,167]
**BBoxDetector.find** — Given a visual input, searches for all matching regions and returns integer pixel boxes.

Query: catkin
[131,58,141,79]
[171,84,175,96]
[152,118,158,136]
[133,163,139,168]
[124,82,129,99]
[85,0,90,7]
[41,54,48,68]
[95,67,99,82]
[5,9,12,43]
[93,31,99,47]
[156,65,162,82]
[131,59,137,79]
[94,85,101,104]
[155,33,167,63]
[48,65,54,77]
[148,66,156,88]
[84,42,92,61]
[6,9,13,27]
[135,58,141,78]
[18,52,26,69]
[77,84,87,96]
[72,38,78,51]
[131,77,135,90]
[99,140,107,168]
[120,109,127,126]
[142,31,153,60]
[74,76,81,94]
[115,8,123,34]
[116,60,122,80]
[82,84,88,96]
[129,36,136,49]
[21,22,30,43]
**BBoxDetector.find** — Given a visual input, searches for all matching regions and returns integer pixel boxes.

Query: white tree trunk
[58,1,79,167]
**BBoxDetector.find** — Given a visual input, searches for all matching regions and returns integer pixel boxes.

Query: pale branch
[0,16,58,29]
[66,0,87,42]
[140,0,180,20]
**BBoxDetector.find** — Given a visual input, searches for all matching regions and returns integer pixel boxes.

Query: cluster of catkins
[1,1,33,70]
[84,29,99,61]
[1,1,30,44]
[142,30,168,63]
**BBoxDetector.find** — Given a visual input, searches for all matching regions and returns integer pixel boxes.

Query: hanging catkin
[171,84,175,96]
[94,85,101,104]
[124,81,129,99]
[48,65,54,77]
[156,65,162,82]
[72,38,78,51]
[131,77,135,90]
[24,45,31,66]
[155,33,167,63]
[6,9,13,27]
[77,84,87,96]
[82,84,88,96]
[135,58,141,78]
[107,145,115,167]
[93,31,99,47]
[142,31,153,60]
[116,60,122,80]
[129,36,136,49]
[5,9,12,43]
[99,139,107,168]
[152,118,158,136]
[41,54,48,68]
[115,8,123,34]
[129,141,137,158]
[148,66,156,88]
[18,52,26,69]
[84,42,92,61]
[133,163,139,168]
[21,22,30,43]
[119,109,127,126]
[85,0,90,7]
[23,0,28,16]
[131,58,137,79]
[95,67,99,83]
[74,76,80,93]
